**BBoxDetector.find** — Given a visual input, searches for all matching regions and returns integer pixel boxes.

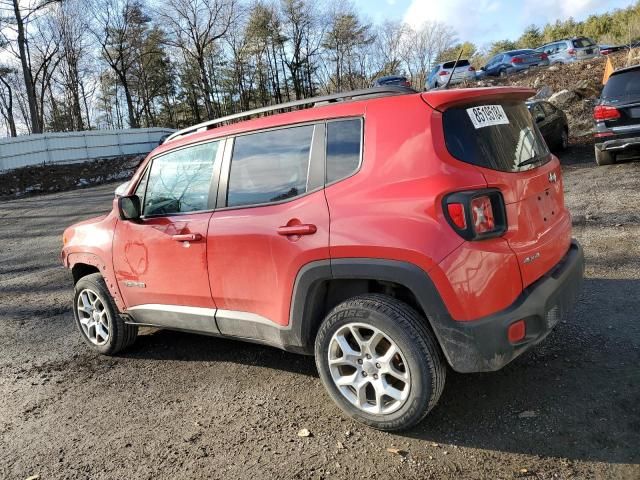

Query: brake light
[439,71,449,76]
[593,105,620,121]
[443,190,507,240]
[540,53,548,60]
[568,48,576,55]
[447,203,467,229]
[511,57,523,64]
[468,66,475,71]
[401,80,412,87]
[508,320,526,343]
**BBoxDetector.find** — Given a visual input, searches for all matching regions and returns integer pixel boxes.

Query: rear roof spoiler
[422,87,536,112]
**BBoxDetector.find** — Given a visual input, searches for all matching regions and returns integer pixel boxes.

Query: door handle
[171,233,202,242]
[277,224,317,236]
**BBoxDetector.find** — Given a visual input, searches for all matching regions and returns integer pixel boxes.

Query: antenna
[443,47,465,90]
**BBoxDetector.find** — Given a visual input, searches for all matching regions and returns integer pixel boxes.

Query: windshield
[573,38,595,48]
[443,60,470,69]
[443,100,550,172]
[602,69,640,103]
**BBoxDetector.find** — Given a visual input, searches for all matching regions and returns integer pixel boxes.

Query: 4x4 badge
[548,172,557,183]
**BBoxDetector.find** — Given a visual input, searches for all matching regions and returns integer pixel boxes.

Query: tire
[73,273,138,355]
[314,294,446,431]
[499,69,507,78]
[594,146,615,166]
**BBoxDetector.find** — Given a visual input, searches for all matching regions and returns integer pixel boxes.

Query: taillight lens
[471,196,496,233]
[468,66,475,71]
[443,190,507,240]
[568,48,576,55]
[511,57,523,64]
[593,105,621,121]
[402,80,412,87]
[439,71,450,76]
[541,53,548,60]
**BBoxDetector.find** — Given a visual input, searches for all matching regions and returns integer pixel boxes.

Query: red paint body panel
[207,190,330,326]
[112,212,215,308]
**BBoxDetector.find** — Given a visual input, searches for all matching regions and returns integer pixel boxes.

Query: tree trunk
[12,0,41,133]
[0,78,17,137]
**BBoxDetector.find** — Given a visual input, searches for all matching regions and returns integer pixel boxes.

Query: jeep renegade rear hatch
[423,88,573,288]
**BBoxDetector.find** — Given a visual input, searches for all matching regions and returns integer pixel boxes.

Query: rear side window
[326,119,362,184]
[442,60,470,69]
[443,101,550,172]
[602,69,640,102]
[227,125,313,207]
[143,141,219,216]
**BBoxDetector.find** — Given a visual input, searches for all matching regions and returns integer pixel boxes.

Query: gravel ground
[0,144,638,480]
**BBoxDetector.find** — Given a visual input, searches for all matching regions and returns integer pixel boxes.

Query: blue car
[478,49,549,78]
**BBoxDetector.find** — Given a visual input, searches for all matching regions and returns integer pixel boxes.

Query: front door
[207,123,330,339]
[113,140,223,332]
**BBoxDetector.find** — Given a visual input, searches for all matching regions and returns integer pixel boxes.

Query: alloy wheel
[76,289,110,346]
[327,323,411,415]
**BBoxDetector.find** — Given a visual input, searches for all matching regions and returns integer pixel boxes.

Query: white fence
[0,128,175,171]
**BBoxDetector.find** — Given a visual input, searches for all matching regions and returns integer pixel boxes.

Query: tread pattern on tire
[75,273,138,355]
[315,293,446,431]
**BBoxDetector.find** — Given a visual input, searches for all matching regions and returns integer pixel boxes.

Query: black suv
[594,64,640,165]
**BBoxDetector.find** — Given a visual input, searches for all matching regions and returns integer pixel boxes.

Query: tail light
[439,71,450,76]
[593,105,620,121]
[540,53,548,60]
[443,189,507,240]
[468,66,475,71]
[401,80,412,87]
[511,57,523,64]
[568,48,576,55]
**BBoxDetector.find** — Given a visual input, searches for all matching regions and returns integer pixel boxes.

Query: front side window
[227,125,314,207]
[326,119,362,184]
[143,141,219,216]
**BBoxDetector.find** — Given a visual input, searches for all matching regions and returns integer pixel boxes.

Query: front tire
[595,147,614,166]
[315,294,446,431]
[73,273,138,355]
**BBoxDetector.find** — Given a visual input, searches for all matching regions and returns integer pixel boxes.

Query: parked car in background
[478,49,549,78]
[536,37,600,64]
[372,75,412,88]
[593,64,640,165]
[426,59,475,89]
[599,44,624,55]
[61,85,583,431]
[527,100,569,151]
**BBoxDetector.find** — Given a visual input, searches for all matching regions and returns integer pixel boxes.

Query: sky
[354,0,636,48]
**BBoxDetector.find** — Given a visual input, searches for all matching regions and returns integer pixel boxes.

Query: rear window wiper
[516,154,548,169]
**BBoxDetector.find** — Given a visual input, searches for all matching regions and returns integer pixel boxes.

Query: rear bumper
[434,240,584,373]
[596,135,640,152]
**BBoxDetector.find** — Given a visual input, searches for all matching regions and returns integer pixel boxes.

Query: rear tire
[315,294,446,431]
[499,69,507,78]
[73,273,138,355]
[595,147,614,166]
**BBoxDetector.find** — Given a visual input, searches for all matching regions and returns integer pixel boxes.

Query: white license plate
[466,105,510,129]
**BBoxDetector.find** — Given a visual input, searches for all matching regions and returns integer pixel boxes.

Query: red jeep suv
[62,86,584,431]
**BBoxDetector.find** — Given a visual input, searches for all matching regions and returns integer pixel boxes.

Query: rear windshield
[573,38,595,48]
[443,60,470,69]
[508,50,534,56]
[443,101,550,172]
[602,69,640,102]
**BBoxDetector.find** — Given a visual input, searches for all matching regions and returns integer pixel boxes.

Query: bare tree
[0,67,18,136]
[158,0,236,119]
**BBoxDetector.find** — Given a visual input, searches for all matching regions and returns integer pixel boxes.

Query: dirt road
[1,144,638,479]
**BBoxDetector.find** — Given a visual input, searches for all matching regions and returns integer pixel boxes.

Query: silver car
[427,59,476,89]
[535,37,600,64]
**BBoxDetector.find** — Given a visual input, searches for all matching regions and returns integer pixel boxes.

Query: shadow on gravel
[103,278,640,466]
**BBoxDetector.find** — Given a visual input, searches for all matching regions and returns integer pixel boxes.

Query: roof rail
[164,86,416,143]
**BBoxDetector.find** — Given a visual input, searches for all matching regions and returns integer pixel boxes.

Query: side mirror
[536,114,545,123]
[114,181,130,197]
[118,195,141,221]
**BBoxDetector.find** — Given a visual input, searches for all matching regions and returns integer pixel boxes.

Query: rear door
[440,97,572,287]
[600,68,640,135]
[207,122,329,335]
